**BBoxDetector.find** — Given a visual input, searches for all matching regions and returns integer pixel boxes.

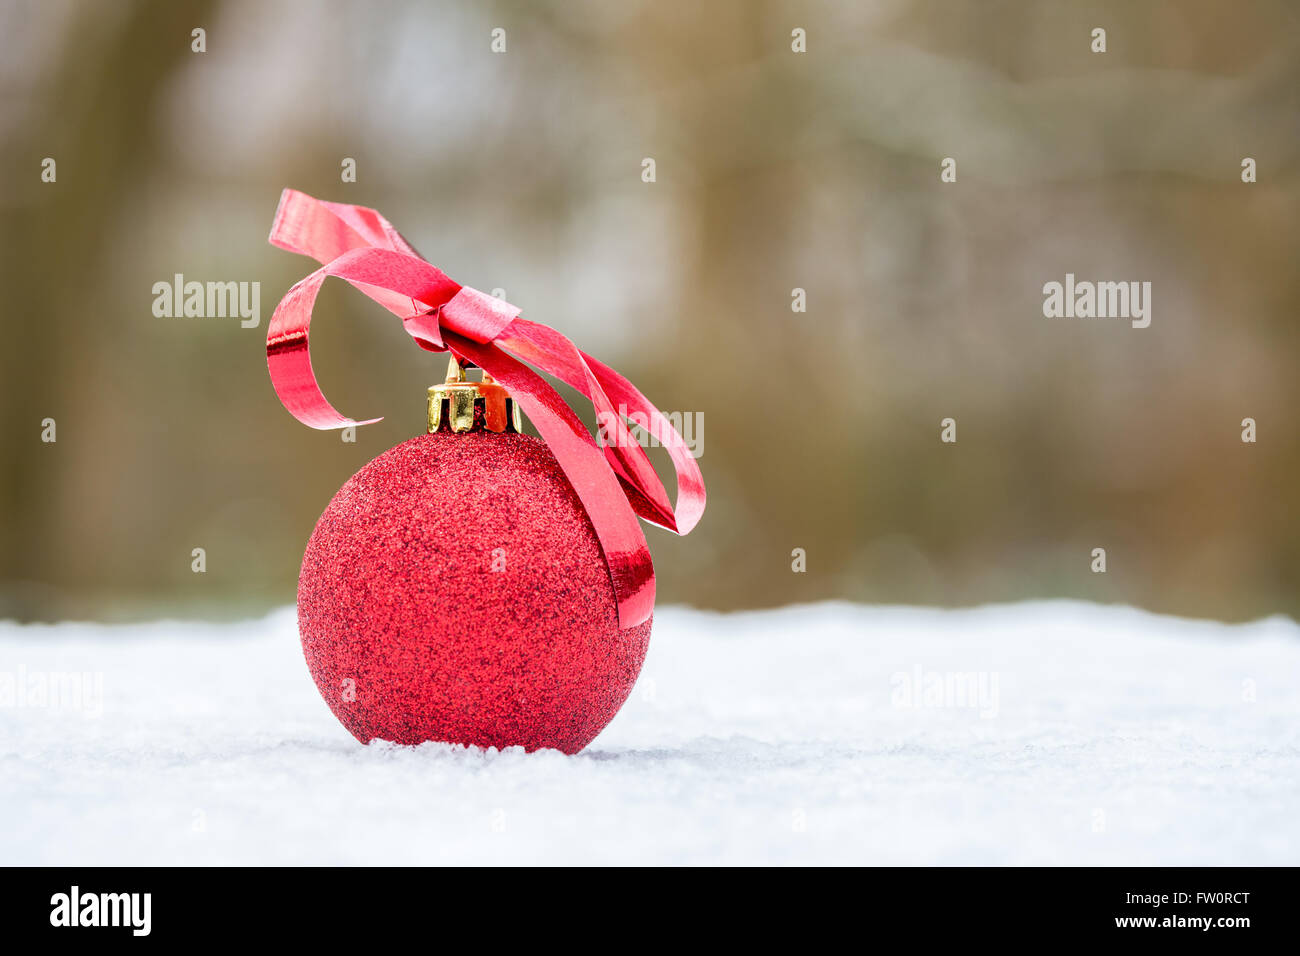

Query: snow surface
[2,601,1298,866]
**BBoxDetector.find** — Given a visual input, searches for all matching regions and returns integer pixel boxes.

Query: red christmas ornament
[299,365,651,753]
[266,190,705,753]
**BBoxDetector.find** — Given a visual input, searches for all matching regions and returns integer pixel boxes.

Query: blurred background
[0,0,1296,623]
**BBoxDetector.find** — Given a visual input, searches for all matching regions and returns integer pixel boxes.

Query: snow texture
[2,601,1297,865]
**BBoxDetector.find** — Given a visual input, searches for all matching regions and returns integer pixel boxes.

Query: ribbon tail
[493,319,704,535]
[579,350,706,535]
[444,330,656,629]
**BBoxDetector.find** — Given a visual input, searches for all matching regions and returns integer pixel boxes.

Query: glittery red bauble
[297,430,651,754]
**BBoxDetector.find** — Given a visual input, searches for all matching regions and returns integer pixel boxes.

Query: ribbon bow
[266,189,705,628]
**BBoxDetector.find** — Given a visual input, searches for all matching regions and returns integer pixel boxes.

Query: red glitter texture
[297,430,652,754]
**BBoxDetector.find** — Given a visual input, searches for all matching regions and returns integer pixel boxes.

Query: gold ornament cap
[427,355,523,434]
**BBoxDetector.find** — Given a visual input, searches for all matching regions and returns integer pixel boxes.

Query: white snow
[2,601,1297,865]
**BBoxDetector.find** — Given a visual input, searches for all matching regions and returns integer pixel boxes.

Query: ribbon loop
[267,189,705,628]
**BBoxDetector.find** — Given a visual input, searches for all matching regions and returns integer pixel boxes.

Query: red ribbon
[266,189,705,628]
